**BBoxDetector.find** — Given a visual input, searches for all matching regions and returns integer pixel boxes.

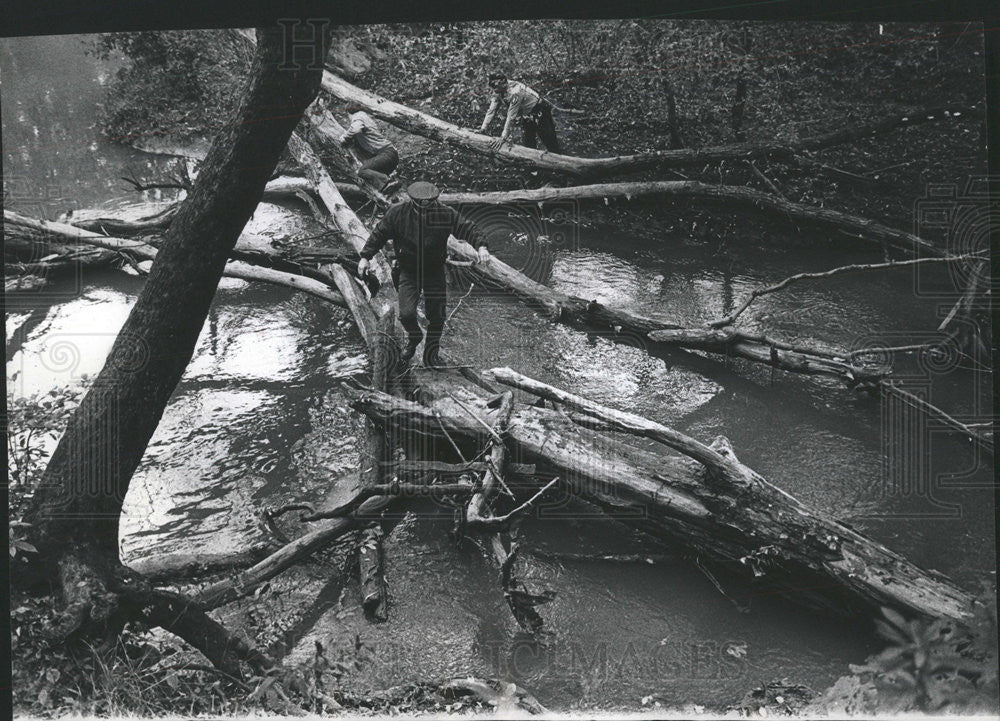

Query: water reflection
[3,32,993,712]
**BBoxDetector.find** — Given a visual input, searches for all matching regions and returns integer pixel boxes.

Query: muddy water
[4,34,995,710]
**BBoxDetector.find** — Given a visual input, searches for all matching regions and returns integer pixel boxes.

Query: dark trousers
[358,146,399,189]
[521,101,561,153]
[397,268,447,355]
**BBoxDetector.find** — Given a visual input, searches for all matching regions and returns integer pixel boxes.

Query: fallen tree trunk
[444,235,882,387]
[4,210,349,308]
[195,495,393,610]
[285,132,395,304]
[438,182,943,257]
[64,176,323,235]
[356,309,396,621]
[126,543,275,583]
[341,369,976,625]
[318,70,974,179]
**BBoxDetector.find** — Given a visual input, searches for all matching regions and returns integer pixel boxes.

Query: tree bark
[438,182,943,257]
[444,235,882,386]
[317,70,975,179]
[4,209,348,308]
[19,26,327,664]
[341,368,976,625]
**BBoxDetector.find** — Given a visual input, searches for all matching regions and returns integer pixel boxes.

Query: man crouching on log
[357,181,490,368]
[480,72,562,153]
[341,101,402,194]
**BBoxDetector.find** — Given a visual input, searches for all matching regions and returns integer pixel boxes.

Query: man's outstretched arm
[357,210,395,274]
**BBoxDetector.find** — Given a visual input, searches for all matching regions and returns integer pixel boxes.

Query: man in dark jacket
[357,181,490,367]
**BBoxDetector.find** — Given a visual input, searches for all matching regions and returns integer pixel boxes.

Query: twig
[164,663,252,691]
[466,477,560,531]
[525,549,680,564]
[709,253,986,328]
[695,555,751,614]
[881,381,993,451]
[266,503,317,522]
[787,154,876,185]
[434,410,469,463]
[868,158,920,175]
[444,282,475,327]
[748,160,788,201]
[301,483,475,522]
[445,392,504,445]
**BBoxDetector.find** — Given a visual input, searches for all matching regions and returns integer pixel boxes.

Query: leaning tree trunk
[19,26,328,667]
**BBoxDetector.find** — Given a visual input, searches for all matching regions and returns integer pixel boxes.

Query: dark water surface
[4,34,995,710]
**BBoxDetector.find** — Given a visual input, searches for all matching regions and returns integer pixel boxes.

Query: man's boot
[398,335,421,368]
[422,336,442,368]
[382,177,402,196]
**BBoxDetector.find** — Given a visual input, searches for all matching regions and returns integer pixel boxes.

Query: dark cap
[406,181,440,201]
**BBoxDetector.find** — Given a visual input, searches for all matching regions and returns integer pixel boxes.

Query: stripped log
[342,370,976,625]
[444,234,881,386]
[286,132,395,307]
[317,70,974,179]
[63,176,316,235]
[126,544,274,583]
[359,525,388,622]
[438,182,943,257]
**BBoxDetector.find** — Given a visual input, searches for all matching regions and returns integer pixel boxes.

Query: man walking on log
[479,72,561,153]
[341,102,401,194]
[357,181,490,368]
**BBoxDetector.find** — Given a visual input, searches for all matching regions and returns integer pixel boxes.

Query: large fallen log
[4,210,348,308]
[357,308,396,621]
[64,176,322,235]
[439,182,943,257]
[285,132,395,304]
[317,70,974,179]
[341,369,976,625]
[444,234,883,386]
